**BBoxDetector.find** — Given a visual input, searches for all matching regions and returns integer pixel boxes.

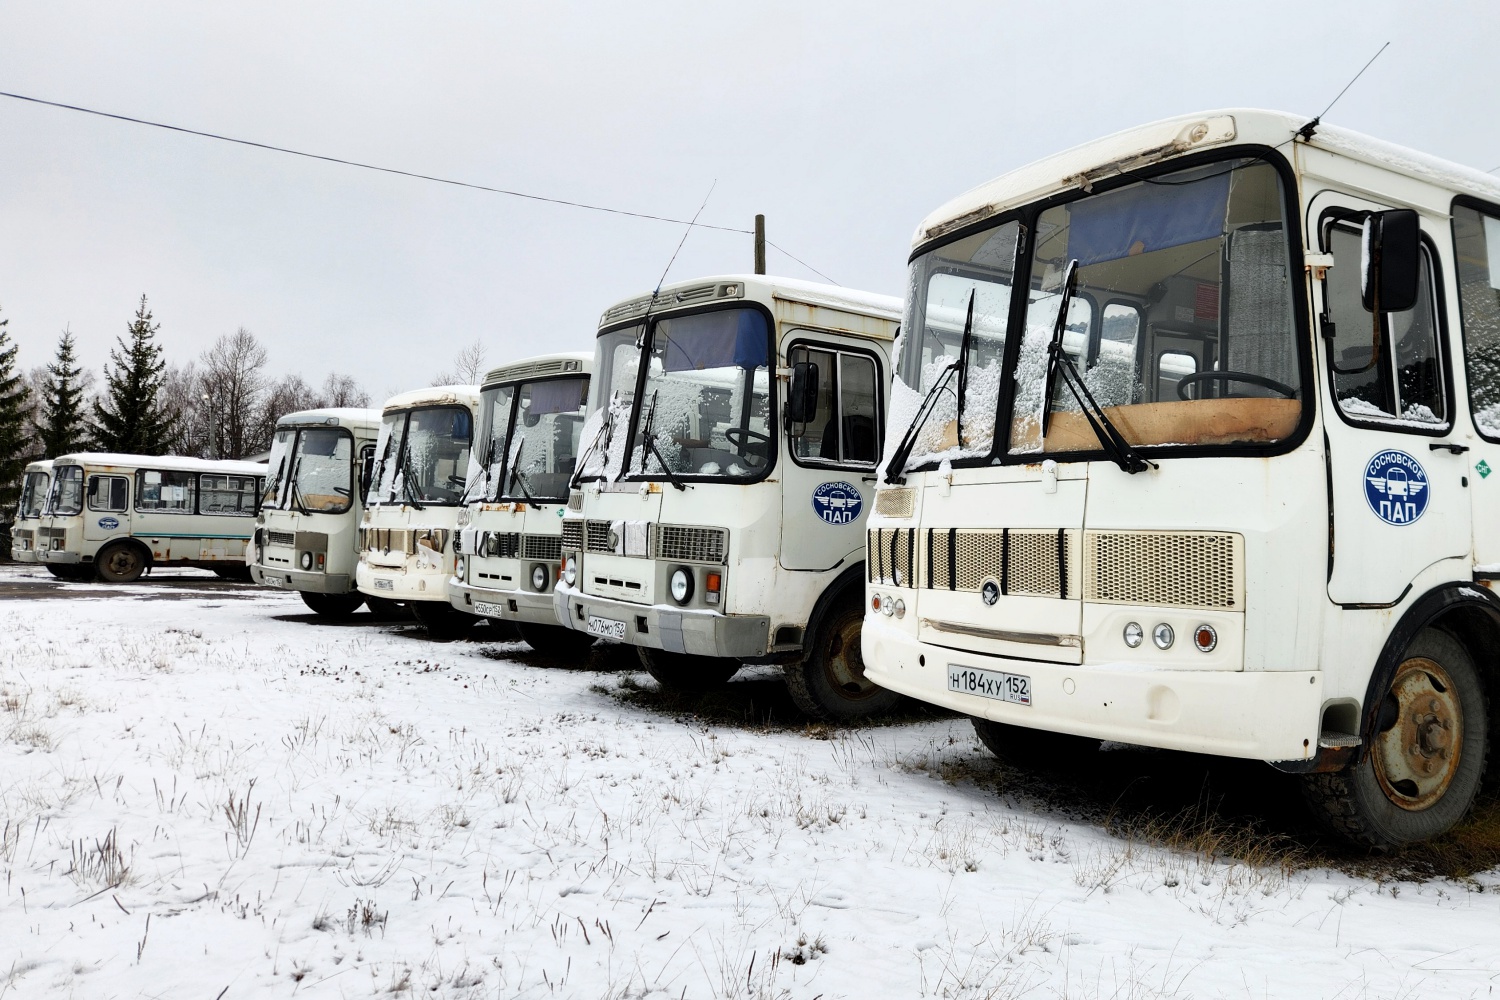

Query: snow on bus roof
[24,459,52,473]
[480,352,593,389]
[48,453,268,475]
[915,109,1500,248]
[378,385,480,414]
[274,407,381,431]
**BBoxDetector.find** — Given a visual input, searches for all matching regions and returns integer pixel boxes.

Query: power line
[0,86,840,284]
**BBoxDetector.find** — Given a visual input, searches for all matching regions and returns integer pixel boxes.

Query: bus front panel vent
[523,534,564,561]
[560,519,584,551]
[874,488,916,519]
[655,524,727,564]
[1083,531,1241,609]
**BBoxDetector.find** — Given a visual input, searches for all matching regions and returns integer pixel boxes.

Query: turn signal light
[705,572,722,605]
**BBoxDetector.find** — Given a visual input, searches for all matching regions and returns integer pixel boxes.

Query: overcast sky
[2,1,1496,401]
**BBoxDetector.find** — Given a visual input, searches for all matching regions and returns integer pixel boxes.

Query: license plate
[948,665,1031,705]
[267,576,286,588]
[374,578,394,591]
[474,601,505,618]
[587,615,627,640]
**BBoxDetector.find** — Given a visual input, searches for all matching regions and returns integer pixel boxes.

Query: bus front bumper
[862,616,1323,764]
[355,562,450,603]
[450,581,556,626]
[554,582,769,658]
[38,549,82,565]
[251,565,353,594]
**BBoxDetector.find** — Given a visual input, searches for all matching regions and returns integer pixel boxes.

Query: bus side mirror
[1361,209,1420,313]
[786,361,819,425]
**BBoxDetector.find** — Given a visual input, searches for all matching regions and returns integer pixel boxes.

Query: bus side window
[1323,220,1447,427]
[1453,204,1500,437]
[87,475,128,513]
[787,345,837,459]
[136,470,196,513]
[360,445,376,498]
[200,474,258,515]
[1157,350,1199,401]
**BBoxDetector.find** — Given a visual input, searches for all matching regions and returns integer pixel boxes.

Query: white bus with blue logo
[862,108,1500,847]
[35,453,267,582]
[552,274,902,719]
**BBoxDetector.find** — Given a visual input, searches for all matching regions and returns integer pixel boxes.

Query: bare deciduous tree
[431,339,488,386]
[320,372,370,408]
[200,327,269,459]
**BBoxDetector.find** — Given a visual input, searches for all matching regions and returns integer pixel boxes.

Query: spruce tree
[0,307,32,509]
[93,295,175,455]
[37,328,89,456]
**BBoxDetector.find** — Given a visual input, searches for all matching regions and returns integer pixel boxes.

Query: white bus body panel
[10,460,52,563]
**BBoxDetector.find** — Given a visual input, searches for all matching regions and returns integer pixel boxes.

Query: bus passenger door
[1313,195,1471,605]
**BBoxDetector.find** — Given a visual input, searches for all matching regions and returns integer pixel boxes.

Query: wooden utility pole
[754,215,766,275]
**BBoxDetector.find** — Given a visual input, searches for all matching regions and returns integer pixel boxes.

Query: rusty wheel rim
[107,548,140,577]
[1371,656,1464,812]
[822,613,878,698]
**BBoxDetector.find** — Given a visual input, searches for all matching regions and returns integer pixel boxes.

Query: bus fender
[802,562,869,660]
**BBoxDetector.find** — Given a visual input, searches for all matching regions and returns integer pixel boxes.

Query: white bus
[553,275,903,719]
[10,460,56,569]
[449,353,593,654]
[355,385,480,637]
[37,452,267,582]
[250,408,382,617]
[862,109,1500,847]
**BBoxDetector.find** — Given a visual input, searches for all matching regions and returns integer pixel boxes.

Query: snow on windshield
[292,429,354,513]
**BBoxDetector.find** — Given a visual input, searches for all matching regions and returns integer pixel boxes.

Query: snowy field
[2,564,1499,999]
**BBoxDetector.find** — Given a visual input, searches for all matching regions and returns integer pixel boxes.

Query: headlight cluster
[563,556,577,586]
[298,551,326,572]
[666,567,722,606]
[1122,620,1217,653]
[869,592,906,619]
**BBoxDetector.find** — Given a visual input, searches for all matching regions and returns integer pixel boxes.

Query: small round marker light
[1193,624,1218,653]
[1123,622,1144,648]
[1152,623,1175,650]
[871,593,882,615]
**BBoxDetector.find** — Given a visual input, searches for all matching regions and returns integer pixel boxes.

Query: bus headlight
[670,567,693,604]
[531,564,549,591]
[563,556,577,586]
[1152,623,1175,650]
[892,598,906,619]
[1123,622,1144,648]
[455,557,466,581]
[881,594,895,617]
[299,551,313,571]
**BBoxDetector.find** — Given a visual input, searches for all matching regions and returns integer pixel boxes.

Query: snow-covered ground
[2,564,1498,999]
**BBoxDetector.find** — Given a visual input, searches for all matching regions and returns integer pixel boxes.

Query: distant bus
[37,452,267,582]
[249,408,382,616]
[9,459,54,569]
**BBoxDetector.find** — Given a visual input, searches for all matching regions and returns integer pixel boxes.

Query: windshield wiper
[883,293,977,485]
[1040,259,1155,475]
[637,390,688,492]
[399,460,426,510]
[505,438,537,501]
[570,393,618,489]
[463,439,497,504]
[288,458,310,515]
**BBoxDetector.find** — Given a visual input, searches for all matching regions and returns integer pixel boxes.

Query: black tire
[95,542,148,583]
[1302,628,1488,850]
[364,596,409,621]
[213,565,254,581]
[783,598,902,721]
[410,600,477,641]
[516,622,596,661]
[637,646,739,692]
[971,716,1102,767]
[46,564,87,581]
[299,591,366,619]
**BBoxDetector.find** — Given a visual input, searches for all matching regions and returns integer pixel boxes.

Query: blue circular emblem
[97,516,120,530]
[811,481,863,525]
[1364,450,1429,526]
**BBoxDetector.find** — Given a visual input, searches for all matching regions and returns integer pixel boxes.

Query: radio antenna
[1296,41,1390,142]
[653,179,717,296]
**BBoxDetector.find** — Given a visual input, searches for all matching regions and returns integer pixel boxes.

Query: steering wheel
[1176,371,1297,401]
[723,427,772,449]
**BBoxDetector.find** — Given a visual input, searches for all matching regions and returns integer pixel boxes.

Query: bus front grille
[585,520,612,553]
[561,519,583,551]
[868,528,916,586]
[924,528,1073,598]
[266,530,296,547]
[1084,531,1240,609]
[654,525,726,564]
[523,535,563,561]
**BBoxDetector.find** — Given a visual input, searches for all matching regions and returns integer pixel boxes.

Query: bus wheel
[299,591,366,619]
[1303,628,1488,850]
[516,622,596,661]
[637,647,738,692]
[213,565,253,581]
[46,565,86,581]
[784,598,901,721]
[364,596,408,621]
[971,716,1101,767]
[410,601,476,641]
[95,542,148,583]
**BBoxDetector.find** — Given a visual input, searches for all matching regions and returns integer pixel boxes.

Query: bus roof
[914,109,1500,248]
[25,459,52,474]
[379,385,480,415]
[598,274,902,329]
[274,407,382,432]
[481,353,592,390]
[49,453,268,476]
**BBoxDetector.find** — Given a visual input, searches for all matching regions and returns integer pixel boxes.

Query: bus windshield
[894,156,1302,471]
[49,466,84,515]
[370,407,472,506]
[575,326,644,482]
[470,377,589,502]
[20,471,51,519]
[263,429,294,506]
[290,429,355,513]
[627,307,773,481]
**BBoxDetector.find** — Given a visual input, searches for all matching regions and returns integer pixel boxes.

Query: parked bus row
[12,109,1500,849]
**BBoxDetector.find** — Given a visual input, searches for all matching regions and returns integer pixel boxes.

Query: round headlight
[893,598,906,619]
[299,551,313,571]
[455,556,466,580]
[563,556,577,586]
[881,593,895,617]
[531,564,549,591]
[1193,624,1218,653]
[1123,622,1144,648]
[1152,623,1175,650]
[670,567,693,604]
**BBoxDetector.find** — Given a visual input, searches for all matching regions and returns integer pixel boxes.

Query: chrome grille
[524,535,563,561]
[874,488,916,519]
[654,524,726,564]
[266,529,296,547]
[1084,531,1239,609]
[586,520,613,553]
[868,528,916,586]
[925,528,1072,598]
[561,519,583,551]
